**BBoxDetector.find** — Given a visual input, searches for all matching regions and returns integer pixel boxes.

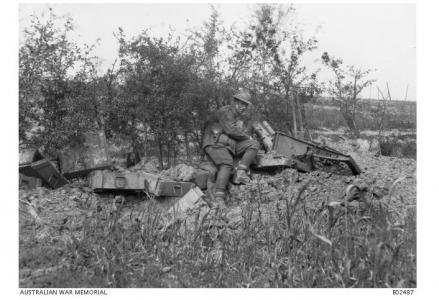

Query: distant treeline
[306,97,416,131]
[313,96,416,107]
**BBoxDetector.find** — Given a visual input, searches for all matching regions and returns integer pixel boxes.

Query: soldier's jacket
[202,105,256,152]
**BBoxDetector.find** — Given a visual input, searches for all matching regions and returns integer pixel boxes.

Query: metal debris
[272,131,362,175]
[162,186,205,228]
[19,149,68,189]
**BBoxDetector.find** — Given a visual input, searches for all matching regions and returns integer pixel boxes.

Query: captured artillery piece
[252,121,361,175]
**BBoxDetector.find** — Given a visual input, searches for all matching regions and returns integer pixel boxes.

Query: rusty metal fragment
[59,130,111,179]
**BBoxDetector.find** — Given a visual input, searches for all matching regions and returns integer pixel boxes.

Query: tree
[188,6,235,152]
[228,4,320,136]
[115,29,200,167]
[19,9,98,154]
[321,52,375,138]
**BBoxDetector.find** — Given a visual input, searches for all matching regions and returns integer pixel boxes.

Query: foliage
[321,52,375,137]
[379,137,416,159]
[19,9,98,154]
[19,5,323,160]
[114,28,205,167]
[229,4,321,135]
[19,6,404,163]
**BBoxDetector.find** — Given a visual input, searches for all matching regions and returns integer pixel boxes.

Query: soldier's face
[234,101,248,115]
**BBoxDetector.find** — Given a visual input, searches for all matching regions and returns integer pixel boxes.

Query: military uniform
[203,105,259,165]
[202,103,260,202]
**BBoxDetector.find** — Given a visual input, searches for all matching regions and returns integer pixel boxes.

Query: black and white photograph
[11,0,425,294]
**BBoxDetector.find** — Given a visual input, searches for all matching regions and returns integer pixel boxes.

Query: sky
[18,3,416,101]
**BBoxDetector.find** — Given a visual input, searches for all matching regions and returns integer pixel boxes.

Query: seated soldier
[202,91,261,203]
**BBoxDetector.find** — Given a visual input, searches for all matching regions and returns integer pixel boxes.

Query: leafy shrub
[380,138,416,159]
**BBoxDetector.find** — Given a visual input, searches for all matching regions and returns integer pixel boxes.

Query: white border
[4,0,436,299]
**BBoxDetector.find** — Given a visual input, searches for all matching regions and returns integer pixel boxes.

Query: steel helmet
[233,91,252,106]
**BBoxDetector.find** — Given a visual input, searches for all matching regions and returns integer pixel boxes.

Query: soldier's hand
[218,134,230,145]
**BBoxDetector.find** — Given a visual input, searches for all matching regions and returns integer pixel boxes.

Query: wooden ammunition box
[89,170,159,192]
[20,158,68,189]
[89,170,195,197]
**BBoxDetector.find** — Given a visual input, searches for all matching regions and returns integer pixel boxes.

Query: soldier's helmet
[233,91,252,106]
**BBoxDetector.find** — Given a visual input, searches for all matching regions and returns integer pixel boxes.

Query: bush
[380,138,416,159]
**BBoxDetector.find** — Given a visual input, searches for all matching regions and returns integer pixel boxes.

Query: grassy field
[19,141,416,288]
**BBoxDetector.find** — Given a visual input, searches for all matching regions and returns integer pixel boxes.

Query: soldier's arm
[217,107,250,141]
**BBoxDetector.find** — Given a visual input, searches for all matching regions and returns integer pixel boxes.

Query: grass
[19,170,416,288]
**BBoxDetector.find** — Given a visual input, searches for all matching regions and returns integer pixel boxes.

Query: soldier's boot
[214,165,232,205]
[233,165,251,185]
[233,148,257,185]
[214,191,226,204]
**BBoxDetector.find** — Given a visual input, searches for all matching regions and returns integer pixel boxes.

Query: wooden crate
[20,159,68,189]
[90,170,195,197]
[89,170,158,192]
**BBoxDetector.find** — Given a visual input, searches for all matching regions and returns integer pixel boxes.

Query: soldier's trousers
[204,139,260,192]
